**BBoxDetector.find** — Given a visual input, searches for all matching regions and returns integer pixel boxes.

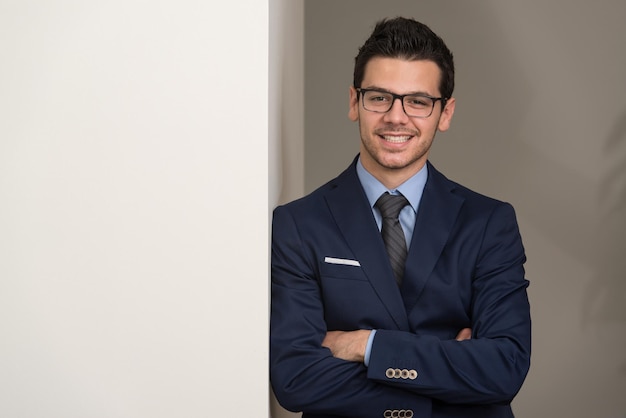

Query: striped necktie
[375,192,409,285]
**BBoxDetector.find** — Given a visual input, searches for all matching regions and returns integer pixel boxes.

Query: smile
[382,135,411,143]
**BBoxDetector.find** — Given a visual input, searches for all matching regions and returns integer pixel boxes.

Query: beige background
[272,0,626,417]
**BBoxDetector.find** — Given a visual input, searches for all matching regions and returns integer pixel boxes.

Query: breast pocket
[319,258,368,281]
[318,258,391,329]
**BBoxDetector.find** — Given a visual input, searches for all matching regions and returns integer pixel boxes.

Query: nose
[384,97,409,123]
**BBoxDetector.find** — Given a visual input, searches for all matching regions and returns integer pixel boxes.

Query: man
[270,17,531,418]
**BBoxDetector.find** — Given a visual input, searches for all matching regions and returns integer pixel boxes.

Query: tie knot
[375,193,409,220]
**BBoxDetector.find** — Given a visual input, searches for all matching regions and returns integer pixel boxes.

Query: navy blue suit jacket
[270,158,531,418]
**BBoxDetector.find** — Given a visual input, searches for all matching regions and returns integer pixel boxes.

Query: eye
[405,96,432,108]
[364,91,391,103]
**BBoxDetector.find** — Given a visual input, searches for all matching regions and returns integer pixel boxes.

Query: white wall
[0,1,268,416]
[304,1,626,417]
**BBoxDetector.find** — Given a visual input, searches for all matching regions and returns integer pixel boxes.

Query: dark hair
[353,17,455,99]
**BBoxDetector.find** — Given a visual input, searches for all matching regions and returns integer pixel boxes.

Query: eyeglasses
[356,88,447,118]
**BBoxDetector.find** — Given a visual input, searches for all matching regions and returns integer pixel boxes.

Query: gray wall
[300,1,626,417]
[270,0,304,416]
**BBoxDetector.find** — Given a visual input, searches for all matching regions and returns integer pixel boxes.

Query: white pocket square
[324,257,361,267]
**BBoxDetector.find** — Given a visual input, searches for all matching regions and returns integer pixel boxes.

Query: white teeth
[383,135,410,143]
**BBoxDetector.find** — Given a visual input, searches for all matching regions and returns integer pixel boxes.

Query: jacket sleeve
[270,205,431,417]
[366,202,531,405]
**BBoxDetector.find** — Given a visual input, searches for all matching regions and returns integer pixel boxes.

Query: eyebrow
[362,86,435,97]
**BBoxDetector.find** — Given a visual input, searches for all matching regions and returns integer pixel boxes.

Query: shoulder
[273,178,334,220]
[274,160,358,215]
[427,162,517,218]
[430,162,509,203]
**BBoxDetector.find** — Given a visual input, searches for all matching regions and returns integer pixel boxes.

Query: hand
[456,327,472,341]
[322,330,371,363]
[323,328,470,363]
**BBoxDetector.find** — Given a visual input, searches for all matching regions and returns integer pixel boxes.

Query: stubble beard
[359,123,432,173]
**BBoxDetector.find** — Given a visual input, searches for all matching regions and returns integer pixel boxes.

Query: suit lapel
[402,163,465,311]
[324,161,410,331]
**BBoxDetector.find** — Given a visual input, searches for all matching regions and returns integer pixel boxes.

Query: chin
[379,155,425,171]
[379,160,412,170]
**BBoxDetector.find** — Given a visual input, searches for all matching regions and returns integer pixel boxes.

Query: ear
[437,97,456,132]
[348,86,359,121]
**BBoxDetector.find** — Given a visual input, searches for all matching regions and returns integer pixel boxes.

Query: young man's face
[349,57,455,187]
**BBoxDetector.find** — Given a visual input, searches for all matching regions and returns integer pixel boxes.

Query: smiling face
[349,57,456,189]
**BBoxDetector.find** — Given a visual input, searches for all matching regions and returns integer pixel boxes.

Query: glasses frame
[356,88,447,118]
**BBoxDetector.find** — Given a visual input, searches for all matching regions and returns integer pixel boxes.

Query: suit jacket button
[383,409,392,417]
[408,369,418,380]
[385,368,395,378]
[400,369,409,379]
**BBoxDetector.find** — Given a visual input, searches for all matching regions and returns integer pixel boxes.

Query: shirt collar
[356,156,428,213]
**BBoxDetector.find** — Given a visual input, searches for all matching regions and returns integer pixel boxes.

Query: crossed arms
[270,200,531,415]
[322,328,472,363]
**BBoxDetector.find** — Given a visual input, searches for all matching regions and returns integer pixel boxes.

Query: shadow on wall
[585,111,626,331]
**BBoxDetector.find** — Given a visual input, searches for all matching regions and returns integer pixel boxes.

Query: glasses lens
[403,95,434,117]
[362,90,393,112]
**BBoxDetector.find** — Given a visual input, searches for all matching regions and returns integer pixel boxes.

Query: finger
[455,327,472,341]
[321,330,340,348]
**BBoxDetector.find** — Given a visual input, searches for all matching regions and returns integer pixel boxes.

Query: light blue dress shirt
[355,157,428,366]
